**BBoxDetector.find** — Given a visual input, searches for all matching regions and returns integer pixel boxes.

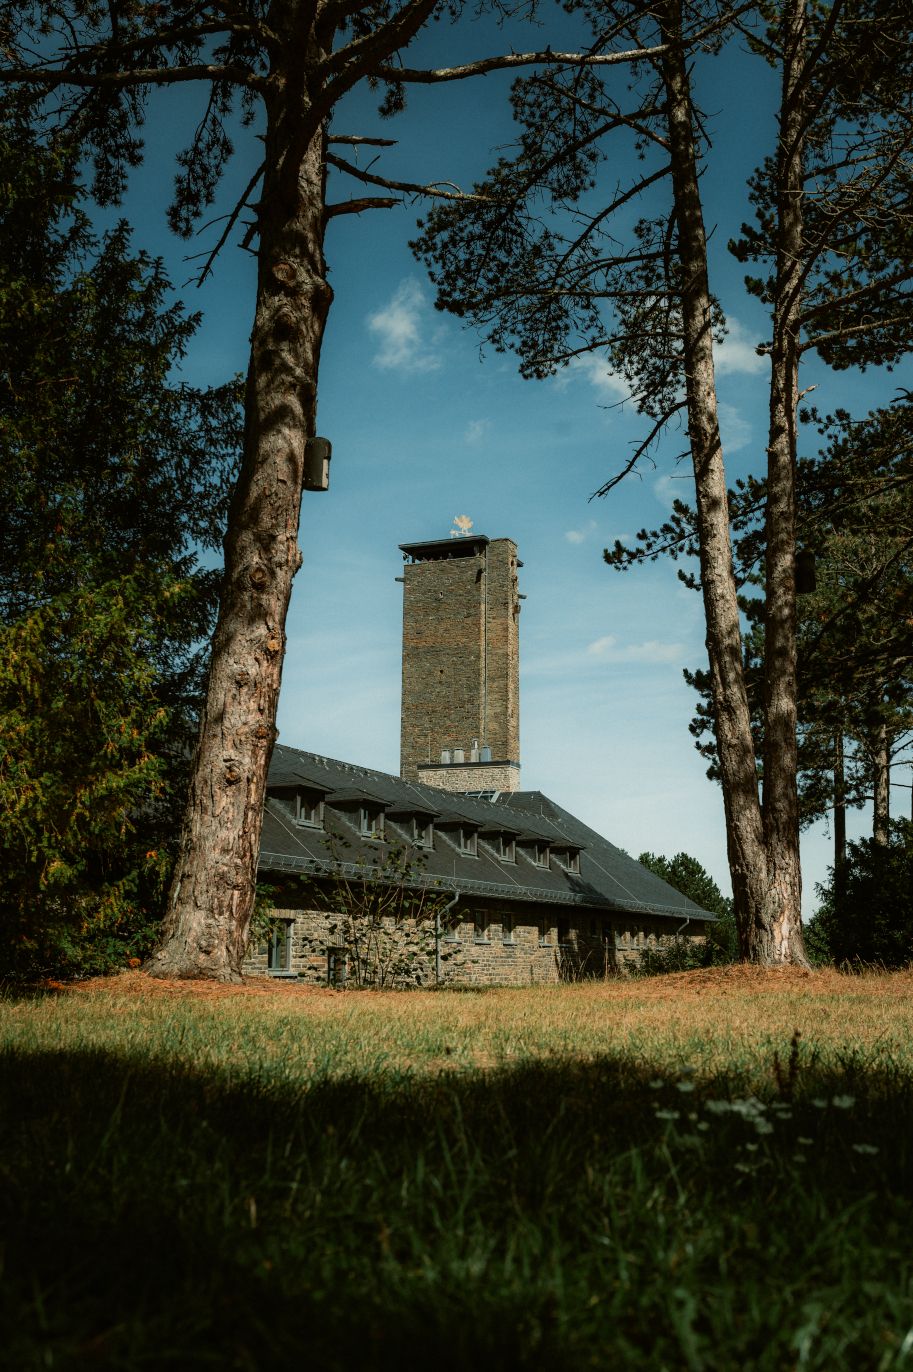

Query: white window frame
[533,842,550,868]
[473,910,490,943]
[267,920,294,976]
[412,815,433,848]
[501,912,516,944]
[498,834,516,863]
[296,791,324,828]
[460,827,478,856]
[556,848,580,874]
[360,806,385,840]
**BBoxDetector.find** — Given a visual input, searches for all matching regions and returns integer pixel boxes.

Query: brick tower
[399,534,521,792]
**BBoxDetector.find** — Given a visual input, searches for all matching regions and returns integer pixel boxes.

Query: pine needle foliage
[0,103,241,977]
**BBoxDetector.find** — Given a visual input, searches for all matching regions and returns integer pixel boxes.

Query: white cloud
[565,519,597,545]
[715,317,767,376]
[464,418,490,444]
[367,279,441,374]
[567,352,630,401]
[718,401,753,453]
[586,635,685,664]
[653,472,692,510]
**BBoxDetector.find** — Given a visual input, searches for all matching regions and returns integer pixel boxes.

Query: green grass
[1,973,912,1370]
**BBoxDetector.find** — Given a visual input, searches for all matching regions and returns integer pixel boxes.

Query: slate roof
[259,744,714,923]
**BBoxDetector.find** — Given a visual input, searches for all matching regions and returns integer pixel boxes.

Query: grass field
[2,967,912,1370]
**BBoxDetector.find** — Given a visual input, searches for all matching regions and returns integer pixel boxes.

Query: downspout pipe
[436,892,461,984]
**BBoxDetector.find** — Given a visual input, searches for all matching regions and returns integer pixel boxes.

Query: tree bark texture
[148,92,333,979]
[755,0,808,964]
[660,5,768,956]
[833,730,847,887]
[661,0,807,964]
[872,721,890,845]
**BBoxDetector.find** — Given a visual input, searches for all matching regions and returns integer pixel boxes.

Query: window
[533,842,550,868]
[296,791,324,828]
[557,918,572,946]
[501,912,516,944]
[327,946,347,987]
[556,848,580,874]
[359,805,384,839]
[412,815,433,848]
[538,918,552,946]
[473,910,489,943]
[267,921,293,975]
[460,827,478,856]
[498,834,516,863]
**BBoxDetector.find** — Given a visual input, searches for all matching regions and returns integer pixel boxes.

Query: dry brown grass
[7,965,909,1085]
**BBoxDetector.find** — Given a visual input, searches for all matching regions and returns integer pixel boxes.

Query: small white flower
[811,1098,828,1109]
[832,1095,856,1110]
[676,1081,696,1094]
[655,1109,681,1121]
[697,1121,710,1132]
[851,1143,878,1155]
[797,1137,814,1147]
[649,1079,665,1090]
[753,1120,775,1135]
[744,1142,759,1153]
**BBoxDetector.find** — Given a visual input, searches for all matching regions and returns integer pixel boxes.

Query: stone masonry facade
[399,537,521,789]
[242,899,706,988]
[416,761,520,793]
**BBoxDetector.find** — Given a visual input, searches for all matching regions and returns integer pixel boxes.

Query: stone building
[399,535,521,793]
[246,533,714,985]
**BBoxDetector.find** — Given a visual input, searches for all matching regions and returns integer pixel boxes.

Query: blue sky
[103,6,907,912]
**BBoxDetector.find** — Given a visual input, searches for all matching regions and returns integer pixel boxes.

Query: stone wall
[242,900,709,988]
[399,538,520,784]
[416,761,520,793]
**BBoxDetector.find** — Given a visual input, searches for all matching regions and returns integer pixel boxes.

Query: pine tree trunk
[834,730,847,891]
[661,0,808,964]
[147,107,332,980]
[660,5,769,958]
[873,721,890,845]
[754,0,808,965]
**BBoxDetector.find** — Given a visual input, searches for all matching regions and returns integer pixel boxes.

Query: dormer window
[359,805,385,840]
[412,815,433,848]
[556,848,580,874]
[497,834,516,863]
[459,826,478,856]
[533,841,550,868]
[296,791,324,828]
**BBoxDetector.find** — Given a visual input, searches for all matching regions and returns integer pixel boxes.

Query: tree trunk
[833,730,847,891]
[660,5,770,959]
[872,721,890,845]
[147,103,332,980]
[754,0,808,965]
[661,0,808,964]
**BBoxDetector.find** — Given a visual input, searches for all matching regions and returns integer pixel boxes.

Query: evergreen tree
[414,0,913,963]
[638,850,737,963]
[0,104,240,977]
[807,821,913,968]
[0,0,662,979]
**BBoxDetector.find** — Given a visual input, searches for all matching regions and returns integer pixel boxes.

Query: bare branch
[327,135,397,146]
[327,151,492,203]
[190,160,265,286]
[590,400,688,500]
[0,61,265,92]
[374,43,669,85]
[326,195,399,218]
